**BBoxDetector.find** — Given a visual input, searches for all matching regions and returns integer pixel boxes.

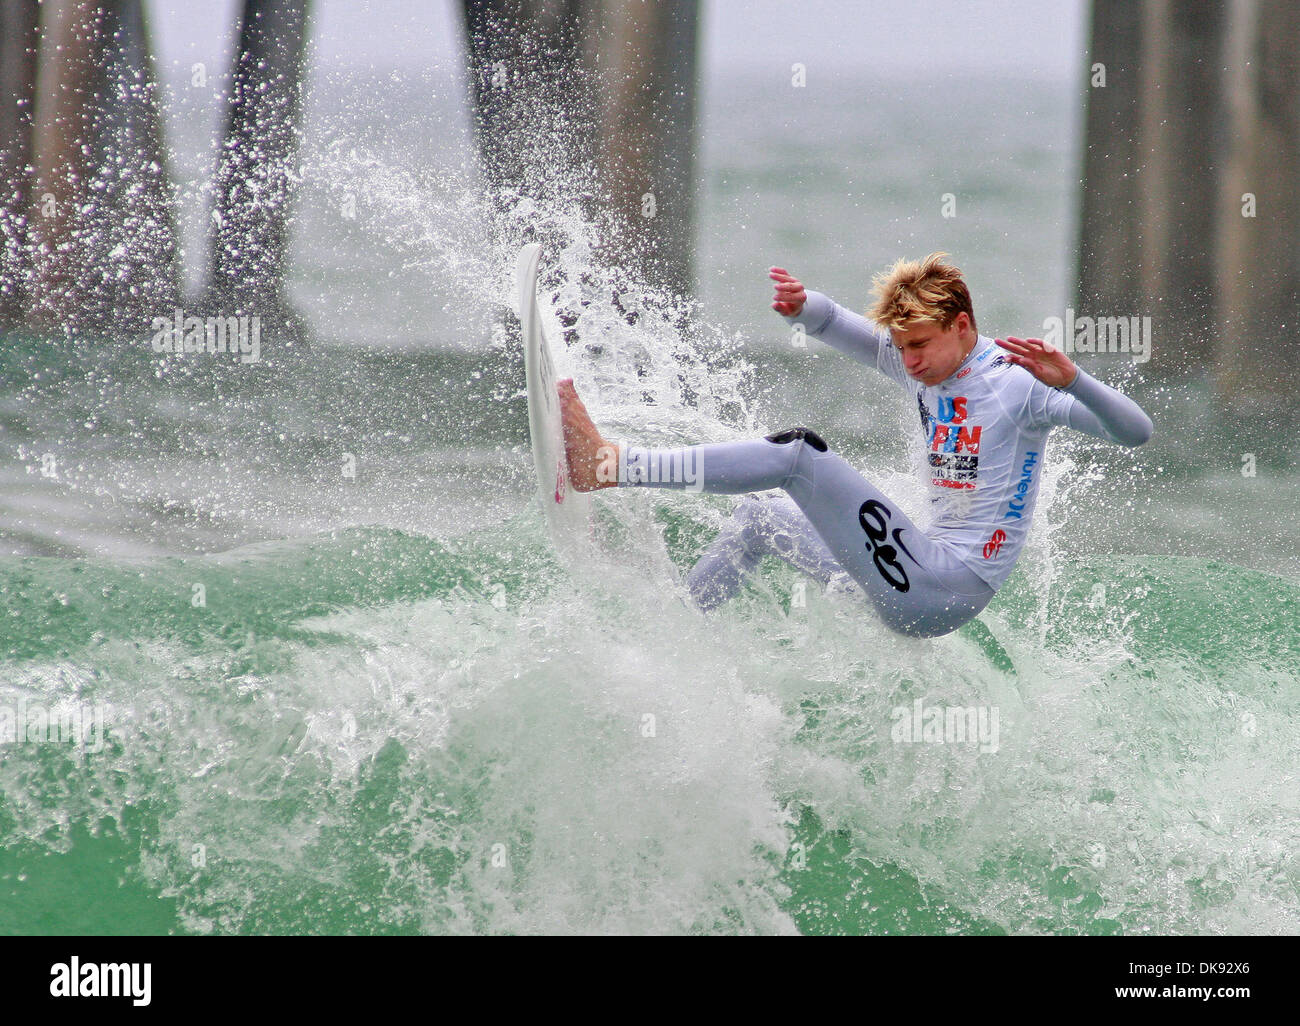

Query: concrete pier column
[1213,0,1300,413]
[460,0,701,299]
[25,0,180,336]
[0,1,40,329]
[201,0,312,347]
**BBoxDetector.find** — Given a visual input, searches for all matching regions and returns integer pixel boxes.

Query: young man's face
[891,312,975,387]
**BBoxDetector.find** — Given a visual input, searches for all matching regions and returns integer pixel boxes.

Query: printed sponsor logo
[970,346,1009,371]
[982,528,1007,559]
[919,394,981,490]
[857,499,918,593]
[1003,450,1039,520]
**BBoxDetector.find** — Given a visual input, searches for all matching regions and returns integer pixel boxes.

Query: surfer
[558,253,1153,637]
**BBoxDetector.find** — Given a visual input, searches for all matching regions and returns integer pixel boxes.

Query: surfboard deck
[516,243,590,540]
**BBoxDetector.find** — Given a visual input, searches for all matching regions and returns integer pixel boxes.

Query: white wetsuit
[618,290,1153,637]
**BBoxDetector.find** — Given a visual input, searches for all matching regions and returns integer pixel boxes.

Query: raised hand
[995,336,1079,389]
[769,266,807,317]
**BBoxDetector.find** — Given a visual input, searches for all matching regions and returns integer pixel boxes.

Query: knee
[764,426,829,452]
[731,495,769,540]
[731,495,804,558]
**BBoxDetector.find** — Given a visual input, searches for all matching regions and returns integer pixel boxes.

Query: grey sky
[149,1,1089,83]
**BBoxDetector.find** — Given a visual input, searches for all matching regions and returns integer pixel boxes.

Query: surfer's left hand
[995,336,1079,389]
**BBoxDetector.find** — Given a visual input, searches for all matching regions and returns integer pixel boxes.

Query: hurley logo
[1003,451,1039,520]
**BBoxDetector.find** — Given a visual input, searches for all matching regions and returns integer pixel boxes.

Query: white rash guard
[785,290,1153,589]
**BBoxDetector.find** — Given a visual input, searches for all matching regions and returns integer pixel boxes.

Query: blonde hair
[868,252,976,332]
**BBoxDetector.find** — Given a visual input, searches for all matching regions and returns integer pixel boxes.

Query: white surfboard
[516,243,590,539]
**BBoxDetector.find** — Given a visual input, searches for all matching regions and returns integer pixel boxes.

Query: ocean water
[1,65,1298,935]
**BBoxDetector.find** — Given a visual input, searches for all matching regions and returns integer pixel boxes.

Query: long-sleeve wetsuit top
[784,290,1153,589]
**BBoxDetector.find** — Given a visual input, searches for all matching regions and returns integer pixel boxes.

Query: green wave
[0,522,560,663]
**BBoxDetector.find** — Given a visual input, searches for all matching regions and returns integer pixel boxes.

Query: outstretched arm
[999,336,1153,446]
[769,267,895,369]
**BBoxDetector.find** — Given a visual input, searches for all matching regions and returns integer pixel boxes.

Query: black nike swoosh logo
[892,527,921,566]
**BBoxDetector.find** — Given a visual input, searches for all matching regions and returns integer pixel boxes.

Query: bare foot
[558,378,619,491]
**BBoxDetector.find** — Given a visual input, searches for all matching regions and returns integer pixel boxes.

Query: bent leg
[686,495,853,611]
[620,429,995,637]
[776,441,995,637]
